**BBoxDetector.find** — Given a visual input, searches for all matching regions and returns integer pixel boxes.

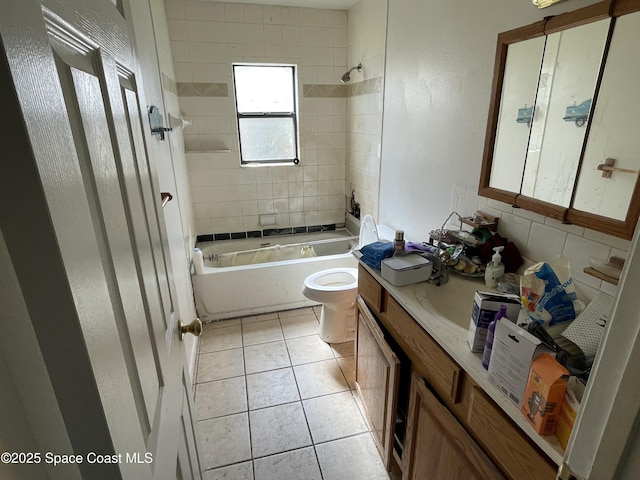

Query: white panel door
[0,0,201,478]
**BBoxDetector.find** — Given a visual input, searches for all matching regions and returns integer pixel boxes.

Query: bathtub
[191,229,359,321]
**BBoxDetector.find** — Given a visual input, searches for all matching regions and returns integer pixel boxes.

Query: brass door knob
[179,318,202,341]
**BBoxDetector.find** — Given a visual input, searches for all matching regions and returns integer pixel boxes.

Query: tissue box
[467,292,521,353]
[488,320,554,407]
[521,354,569,435]
[555,378,585,449]
[381,255,432,286]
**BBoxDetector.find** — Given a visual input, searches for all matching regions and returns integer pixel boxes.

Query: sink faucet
[422,250,449,286]
[424,211,463,287]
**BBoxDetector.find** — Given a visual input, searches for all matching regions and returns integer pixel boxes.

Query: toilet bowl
[302,268,359,343]
[302,215,387,343]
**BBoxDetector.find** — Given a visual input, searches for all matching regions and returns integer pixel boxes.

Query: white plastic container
[192,248,205,275]
[381,255,432,286]
[484,246,505,288]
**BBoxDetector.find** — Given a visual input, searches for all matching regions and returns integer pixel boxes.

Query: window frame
[232,63,301,167]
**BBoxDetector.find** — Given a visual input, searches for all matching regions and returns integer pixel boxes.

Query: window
[232,64,300,166]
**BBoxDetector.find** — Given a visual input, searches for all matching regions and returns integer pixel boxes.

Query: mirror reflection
[489,37,545,194]
[573,12,640,220]
[521,19,610,207]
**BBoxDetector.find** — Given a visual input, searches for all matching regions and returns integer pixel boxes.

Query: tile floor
[194,306,392,480]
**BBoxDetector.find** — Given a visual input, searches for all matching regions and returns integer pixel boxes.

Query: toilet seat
[301,215,393,343]
[302,268,358,304]
[303,267,358,292]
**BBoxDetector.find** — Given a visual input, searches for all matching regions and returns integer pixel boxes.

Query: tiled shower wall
[346,0,388,222]
[451,185,628,300]
[166,0,352,235]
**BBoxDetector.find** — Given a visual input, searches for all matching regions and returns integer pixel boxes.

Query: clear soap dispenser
[484,246,505,288]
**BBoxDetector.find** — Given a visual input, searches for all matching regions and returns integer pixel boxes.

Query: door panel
[0,1,201,478]
[402,374,505,480]
[355,295,400,469]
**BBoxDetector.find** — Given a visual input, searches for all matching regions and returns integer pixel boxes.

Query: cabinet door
[402,373,505,480]
[355,295,400,469]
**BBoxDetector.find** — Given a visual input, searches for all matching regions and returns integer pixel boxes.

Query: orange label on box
[521,353,569,436]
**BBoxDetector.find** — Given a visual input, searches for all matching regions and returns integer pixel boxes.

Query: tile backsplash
[451,185,627,300]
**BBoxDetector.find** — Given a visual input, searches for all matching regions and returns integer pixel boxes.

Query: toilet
[302,215,387,343]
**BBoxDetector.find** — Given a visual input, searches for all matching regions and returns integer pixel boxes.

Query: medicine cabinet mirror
[479,0,640,239]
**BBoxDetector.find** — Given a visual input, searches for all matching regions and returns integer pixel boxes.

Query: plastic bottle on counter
[394,230,405,253]
[192,247,205,275]
[484,246,505,288]
[482,304,507,370]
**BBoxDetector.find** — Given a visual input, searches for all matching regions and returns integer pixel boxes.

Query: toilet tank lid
[358,215,379,248]
[376,225,395,242]
[358,215,395,248]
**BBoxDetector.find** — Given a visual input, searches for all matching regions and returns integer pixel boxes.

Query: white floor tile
[331,341,354,358]
[253,447,322,480]
[200,325,243,354]
[196,376,247,420]
[198,348,245,383]
[242,319,283,346]
[249,402,312,458]
[199,413,251,470]
[241,312,278,325]
[315,433,390,480]
[337,355,356,390]
[205,461,254,480]
[203,318,241,330]
[278,307,316,318]
[244,340,290,375]
[293,359,350,399]
[246,368,300,410]
[303,391,368,444]
[280,313,319,339]
[286,335,334,365]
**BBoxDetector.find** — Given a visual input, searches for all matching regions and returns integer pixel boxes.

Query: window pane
[239,117,296,161]
[234,66,294,113]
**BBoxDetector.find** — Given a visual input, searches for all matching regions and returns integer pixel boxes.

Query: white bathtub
[191,229,359,321]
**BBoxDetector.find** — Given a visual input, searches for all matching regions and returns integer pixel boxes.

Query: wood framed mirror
[479,0,640,239]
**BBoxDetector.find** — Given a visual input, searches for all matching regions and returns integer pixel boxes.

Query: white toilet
[302,215,386,343]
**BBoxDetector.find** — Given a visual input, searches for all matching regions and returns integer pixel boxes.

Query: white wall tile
[172,2,350,234]
[564,235,612,289]
[497,212,532,257]
[527,222,567,265]
[185,1,207,21]
[165,1,185,20]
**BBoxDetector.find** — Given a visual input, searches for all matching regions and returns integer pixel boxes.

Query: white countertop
[359,260,565,466]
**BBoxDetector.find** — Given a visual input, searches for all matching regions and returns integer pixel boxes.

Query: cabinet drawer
[386,297,461,404]
[358,264,384,313]
[467,386,557,480]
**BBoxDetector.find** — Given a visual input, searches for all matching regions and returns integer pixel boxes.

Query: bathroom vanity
[355,263,560,480]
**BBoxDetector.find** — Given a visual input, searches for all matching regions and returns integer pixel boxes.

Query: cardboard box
[467,291,521,353]
[555,378,585,449]
[488,319,554,407]
[521,353,569,435]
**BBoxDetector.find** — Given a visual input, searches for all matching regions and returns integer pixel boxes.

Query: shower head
[340,63,362,83]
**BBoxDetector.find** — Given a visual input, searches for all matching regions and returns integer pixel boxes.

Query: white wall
[378,0,627,295]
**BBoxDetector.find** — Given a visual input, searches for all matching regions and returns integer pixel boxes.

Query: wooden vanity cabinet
[402,372,505,480]
[354,295,400,469]
[356,264,558,480]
